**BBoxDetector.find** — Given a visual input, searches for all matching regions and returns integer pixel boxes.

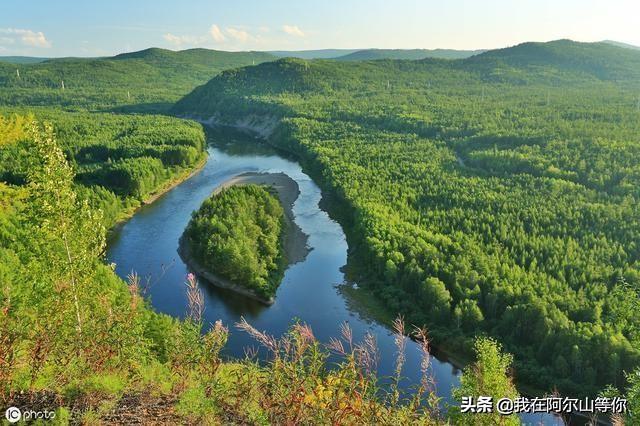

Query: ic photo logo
[5,406,21,423]
[4,406,56,423]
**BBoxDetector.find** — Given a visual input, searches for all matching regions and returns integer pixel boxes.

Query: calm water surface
[107,129,565,425]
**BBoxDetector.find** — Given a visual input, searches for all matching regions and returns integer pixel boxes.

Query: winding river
[107,127,566,425]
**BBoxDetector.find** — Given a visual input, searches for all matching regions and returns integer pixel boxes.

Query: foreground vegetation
[183,184,286,301]
[0,121,535,424]
[174,39,640,398]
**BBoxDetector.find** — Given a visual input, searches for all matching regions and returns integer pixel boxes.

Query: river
[107,126,568,425]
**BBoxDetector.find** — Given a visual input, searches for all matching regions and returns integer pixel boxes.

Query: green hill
[0,48,275,108]
[464,39,640,82]
[335,48,484,61]
[176,40,640,117]
[1,48,274,90]
[172,56,465,118]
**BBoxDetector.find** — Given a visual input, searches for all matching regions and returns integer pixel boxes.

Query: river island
[178,172,309,304]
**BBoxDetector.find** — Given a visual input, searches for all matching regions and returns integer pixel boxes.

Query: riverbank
[188,114,279,139]
[178,171,310,305]
[142,154,209,207]
[107,153,208,239]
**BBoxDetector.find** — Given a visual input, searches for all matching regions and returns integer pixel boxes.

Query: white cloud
[282,25,305,37]
[163,32,208,47]
[162,24,292,49]
[225,27,251,42]
[0,28,51,48]
[163,33,183,46]
[163,24,253,48]
[21,30,51,48]
[209,24,226,42]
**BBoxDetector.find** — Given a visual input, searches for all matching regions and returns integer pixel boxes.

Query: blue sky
[2,0,639,57]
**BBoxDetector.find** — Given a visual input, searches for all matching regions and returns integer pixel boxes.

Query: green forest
[183,184,286,300]
[0,117,529,423]
[0,48,274,110]
[0,109,206,228]
[174,40,640,398]
[2,37,640,423]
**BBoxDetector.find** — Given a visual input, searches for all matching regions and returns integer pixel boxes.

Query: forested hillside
[0,48,274,109]
[0,47,270,225]
[173,39,640,397]
[0,109,206,228]
[465,39,640,82]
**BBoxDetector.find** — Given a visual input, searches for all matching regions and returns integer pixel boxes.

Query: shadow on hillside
[109,102,175,115]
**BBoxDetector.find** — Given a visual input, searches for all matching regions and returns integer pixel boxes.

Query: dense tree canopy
[0,48,274,110]
[0,109,206,227]
[174,39,640,397]
[184,185,286,299]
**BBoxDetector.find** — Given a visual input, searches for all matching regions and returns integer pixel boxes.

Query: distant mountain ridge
[0,56,50,64]
[269,49,360,59]
[173,39,640,118]
[464,39,640,81]
[5,39,636,65]
[334,48,485,61]
[268,48,485,60]
[4,39,640,98]
[0,48,275,92]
